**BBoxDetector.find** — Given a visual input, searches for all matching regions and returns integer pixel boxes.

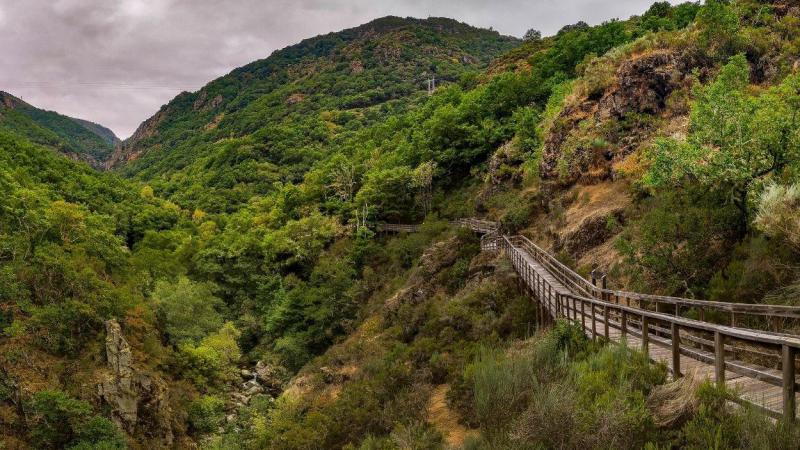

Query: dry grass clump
[646,368,702,427]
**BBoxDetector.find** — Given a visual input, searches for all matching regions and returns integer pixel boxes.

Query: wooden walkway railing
[376,223,420,233]
[511,235,800,331]
[383,218,800,420]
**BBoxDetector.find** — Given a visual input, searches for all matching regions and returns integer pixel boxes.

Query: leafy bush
[500,203,531,233]
[755,183,800,251]
[26,390,125,450]
[176,322,242,389]
[188,395,226,434]
[680,383,800,449]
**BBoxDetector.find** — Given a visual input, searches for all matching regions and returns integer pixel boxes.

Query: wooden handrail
[383,219,800,327]
[381,218,800,418]
[508,234,800,326]
[496,234,800,420]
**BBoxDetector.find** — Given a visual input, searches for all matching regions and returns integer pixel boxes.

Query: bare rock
[540,50,691,185]
[245,384,264,396]
[98,320,174,447]
[99,321,137,426]
[597,52,679,120]
[350,60,364,74]
[286,93,306,105]
[419,237,459,277]
[254,361,287,395]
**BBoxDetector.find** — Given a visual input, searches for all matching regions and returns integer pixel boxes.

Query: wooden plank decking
[513,240,798,419]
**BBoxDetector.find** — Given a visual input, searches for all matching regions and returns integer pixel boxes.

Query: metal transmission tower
[427,75,436,95]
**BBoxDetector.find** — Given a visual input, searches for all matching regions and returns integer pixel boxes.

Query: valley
[4,2,800,449]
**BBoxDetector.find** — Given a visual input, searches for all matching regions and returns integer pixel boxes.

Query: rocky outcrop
[103,109,165,169]
[541,50,692,185]
[596,52,680,120]
[192,90,224,111]
[98,320,175,447]
[350,60,364,74]
[286,93,306,105]
[99,321,137,426]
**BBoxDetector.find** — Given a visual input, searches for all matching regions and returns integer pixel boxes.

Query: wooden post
[603,305,609,340]
[641,316,649,354]
[621,311,627,337]
[555,292,561,319]
[601,275,607,302]
[591,303,596,342]
[581,299,586,330]
[699,308,706,322]
[565,295,571,321]
[715,331,725,386]
[671,323,681,379]
[783,345,796,422]
[574,298,579,322]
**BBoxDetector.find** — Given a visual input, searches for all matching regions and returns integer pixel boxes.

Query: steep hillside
[0,130,192,448]
[106,16,519,212]
[0,91,119,165]
[9,1,800,448]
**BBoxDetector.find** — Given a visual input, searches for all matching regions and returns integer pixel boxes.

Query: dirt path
[426,384,478,448]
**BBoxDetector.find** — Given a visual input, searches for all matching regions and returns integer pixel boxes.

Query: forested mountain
[105,17,519,212]
[0,91,119,165]
[6,1,800,448]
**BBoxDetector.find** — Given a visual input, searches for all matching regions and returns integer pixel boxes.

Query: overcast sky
[0,0,670,138]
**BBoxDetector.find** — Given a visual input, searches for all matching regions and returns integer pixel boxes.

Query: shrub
[389,421,442,450]
[26,390,125,450]
[189,395,226,434]
[468,346,539,433]
[176,322,242,389]
[500,203,531,233]
[28,300,101,356]
[680,383,800,450]
[571,344,665,449]
[755,183,800,251]
[509,383,581,449]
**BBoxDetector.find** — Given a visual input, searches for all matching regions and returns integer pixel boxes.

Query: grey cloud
[0,0,670,138]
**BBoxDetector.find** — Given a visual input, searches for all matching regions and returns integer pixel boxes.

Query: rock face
[98,320,174,447]
[597,52,679,120]
[540,50,690,185]
[254,361,287,395]
[103,106,168,169]
[99,321,137,425]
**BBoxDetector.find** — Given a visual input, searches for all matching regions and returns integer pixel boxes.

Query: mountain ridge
[104,16,519,175]
[0,90,120,166]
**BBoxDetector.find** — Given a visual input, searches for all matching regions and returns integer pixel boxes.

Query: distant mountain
[106,16,519,209]
[0,91,119,166]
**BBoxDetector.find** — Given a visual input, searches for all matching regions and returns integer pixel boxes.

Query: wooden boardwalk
[383,218,800,419]
[515,246,797,417]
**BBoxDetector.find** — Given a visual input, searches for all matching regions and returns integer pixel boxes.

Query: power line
[0,80,191,90]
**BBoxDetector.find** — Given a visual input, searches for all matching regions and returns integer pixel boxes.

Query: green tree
[644,55,800,232]
[26,390,125,449]
[154,277,223,345]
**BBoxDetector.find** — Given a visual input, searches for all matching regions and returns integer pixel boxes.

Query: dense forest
[5,1,800,448]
